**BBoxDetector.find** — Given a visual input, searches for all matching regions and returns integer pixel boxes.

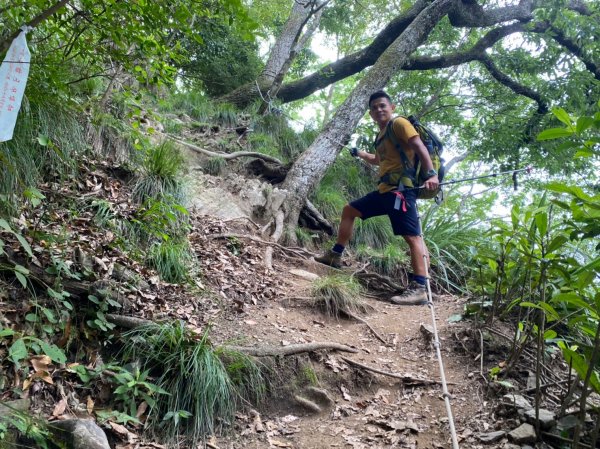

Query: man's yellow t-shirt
[375,117,419,193]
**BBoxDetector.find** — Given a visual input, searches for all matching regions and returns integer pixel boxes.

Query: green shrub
[146,240,195,284]
[132,140,185,203]
[311,274,368,318]
[119,322,265,445]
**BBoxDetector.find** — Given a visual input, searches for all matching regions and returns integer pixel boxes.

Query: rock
[508,423,536,444]
[524,408,555,430]
[290,269,320,281]
[419,323,434,344]
[304,386,334,406]
[477,430,506,442]
[556,414,578,431]
[502,393,533,411]
[0,399,30,418]
[49,419,110,449]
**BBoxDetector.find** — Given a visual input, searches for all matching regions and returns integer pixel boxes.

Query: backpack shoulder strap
[385,116,412,169]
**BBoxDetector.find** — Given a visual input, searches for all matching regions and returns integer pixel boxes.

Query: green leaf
[543,329,557,340]
[535,211,548,236]
[520,301,560,322]
[547,235,568,254]
[37,135,49,146]
[15,271,27,289]
[9,338,28,364]
[15,234,33,257]
[42,308,57,324]
[14,264,29,275]
[552,107,572,126]
[39,341,67,364]
[0,329,15,338]
[0,218,12,232]
[536,128,574,141]
[576,116,594,134]
[560,346,600,394]
[551,292,597,316]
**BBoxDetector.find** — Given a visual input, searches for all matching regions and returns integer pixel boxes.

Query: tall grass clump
[157,91,213,123]
[353,215,395,249]
[421,199,487,292]
[146,240,195,284]
[202,156,226,175]
[0,99,85,214]
[311,274,368,318]
[356,242,410,278]
[132,140,186,203]
[120,322,265,446]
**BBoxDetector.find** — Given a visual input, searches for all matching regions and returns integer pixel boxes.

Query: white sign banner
[0,28,31,142]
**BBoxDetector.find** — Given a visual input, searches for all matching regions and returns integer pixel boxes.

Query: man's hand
[349,147,359,157]
[423,175,439,190]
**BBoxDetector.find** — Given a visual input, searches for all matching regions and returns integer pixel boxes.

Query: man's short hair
[369,90,392,107]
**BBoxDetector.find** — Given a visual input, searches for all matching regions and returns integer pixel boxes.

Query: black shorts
[350,189,420,236]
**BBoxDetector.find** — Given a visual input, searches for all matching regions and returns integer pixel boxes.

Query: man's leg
[315,204,362,268]
[389,234,429,305]
[403,234,429,277]
[337,204,362,246]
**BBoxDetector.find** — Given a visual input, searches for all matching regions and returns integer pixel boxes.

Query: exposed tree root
[228,342,358,357]
[343,311,389,346]
[210,233,313,259]
[293,395,322,413]
[106,314,153,329]
[341,357,454,386]
[105,314,357,357]
[352,270,405,294]
[167,134,283,164]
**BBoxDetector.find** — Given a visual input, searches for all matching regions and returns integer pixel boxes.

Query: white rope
[416,201,460,449]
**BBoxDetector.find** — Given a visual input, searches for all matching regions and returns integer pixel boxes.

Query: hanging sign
[0,26,32,142]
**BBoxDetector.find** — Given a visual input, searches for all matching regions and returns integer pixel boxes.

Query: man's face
[369,96,395,128]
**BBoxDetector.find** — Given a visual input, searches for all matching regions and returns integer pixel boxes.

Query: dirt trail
[210,257,483,449]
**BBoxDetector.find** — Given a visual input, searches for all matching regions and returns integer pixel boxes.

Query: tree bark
[220,0,325,107]
[279,0,457,230]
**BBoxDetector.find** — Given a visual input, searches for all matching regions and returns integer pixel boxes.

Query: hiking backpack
[381,115,445,200]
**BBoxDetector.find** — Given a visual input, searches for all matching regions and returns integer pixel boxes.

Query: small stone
[508,423,536,444]
[289,269,320,281]
[502,394,533,411]
[524,408,555,430]
[49,419,110,449]
[477,430,506,442]
[557,414,578,431]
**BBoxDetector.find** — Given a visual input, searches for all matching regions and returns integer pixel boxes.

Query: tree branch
[0,0,70,54]
[477,55,549,114]
[546,24,600,81]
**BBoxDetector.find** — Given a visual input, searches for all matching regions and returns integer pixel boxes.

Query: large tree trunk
[220,0,325,107]
[279,0,457,232]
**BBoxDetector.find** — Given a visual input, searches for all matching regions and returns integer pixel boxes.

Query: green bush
[119,322,265,445]
[132,140,186,203]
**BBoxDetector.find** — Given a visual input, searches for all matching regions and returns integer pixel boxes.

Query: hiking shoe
[314,249,342,269]
[390,281,428,305]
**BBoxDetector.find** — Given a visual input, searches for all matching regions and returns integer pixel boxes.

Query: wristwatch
[424,169,438,179]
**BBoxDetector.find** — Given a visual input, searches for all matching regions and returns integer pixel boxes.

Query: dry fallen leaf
[86,396,94,415]
[52,398,68,417]
[30,355,52,372]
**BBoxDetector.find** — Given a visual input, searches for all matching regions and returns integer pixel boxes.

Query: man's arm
[355,149,380,165]
[406,136,439,190]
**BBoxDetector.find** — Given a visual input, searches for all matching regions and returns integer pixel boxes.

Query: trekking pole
[407,166,533,193]
[415,201,460,449]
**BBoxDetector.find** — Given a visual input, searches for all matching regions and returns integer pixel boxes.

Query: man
[315,90,439,305]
